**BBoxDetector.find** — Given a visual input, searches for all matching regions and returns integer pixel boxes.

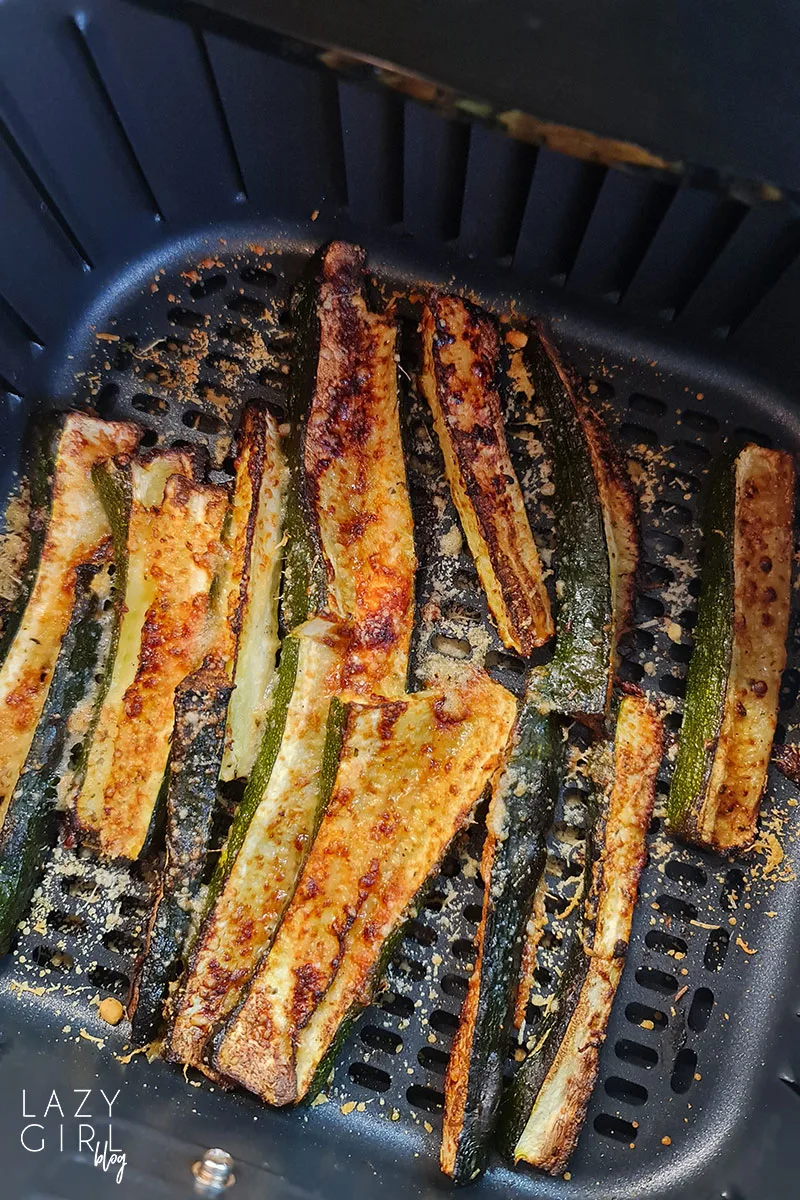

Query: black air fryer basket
[1,2,800,1198]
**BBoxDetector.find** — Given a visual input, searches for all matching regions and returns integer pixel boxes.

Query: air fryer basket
[1,4,800,1199]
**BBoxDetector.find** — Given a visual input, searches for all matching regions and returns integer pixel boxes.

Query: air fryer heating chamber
[1,3,800,1199]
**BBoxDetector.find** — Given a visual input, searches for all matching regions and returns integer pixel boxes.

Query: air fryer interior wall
[0,3,799,1200]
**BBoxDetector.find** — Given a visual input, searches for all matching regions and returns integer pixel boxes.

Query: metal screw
[192,1148,235,1194]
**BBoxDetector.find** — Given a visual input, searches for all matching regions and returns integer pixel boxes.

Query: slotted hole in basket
[619,422,658,447]
[441,973,469,998]
[645,929,688,959]
[168,307,207,329]
[102,929,140,955]
[484,649,526,675]
[635,966,678,995]
[118,894,149,919]
[87,964,129,995]
[648,530,684,557]
[615,1039,659,1069]
[657,894,698,923]
[131,393,168,415]
[720,867,746,911]
[407,1084,444,1113]
[360,1025,403,1054]
[604,1076,649,1106]
[463,903,483,925]
[670,1047,698,1094]
[680,408,719,434]
[665,860,707,889]
[451,937,476,963]
[619,659,645,684]
[593,1113,638,1144]
[688,987,714,1033]
[430,634,472,660]
[95,382,120,417]
[240,267,277,289]
[703,927,730,971]
[218,322,253,346]
[189,274,227,299]
[182,408,224,435]
[660,674,686,699]
[628,393,667,418]
[625,1002,668,1031]
[440,854,461,878]
[348,1063,391,1093]
[228,294,267,320]
[395,956,426,983]
[32,945,74,972]
[638,595,665,619]
[672,439,711,466]
[379,992,414,1019]
[63,875,99,899]
[429,1009,459,1036]
[424,890,447,913]
[668,642,692,665]
[642,561,673,587]
[418,1046,450,1075]
[405,919,437,947]
[46,910,85,935]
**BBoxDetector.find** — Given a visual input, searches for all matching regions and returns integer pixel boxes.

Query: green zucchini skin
[524,330,613,718]
[441,708,561,1183]
[281,253,330,632]
[666,448,736,832]
[496,780,598,1158]
[129,660,232,1044]
[0,559,114,955]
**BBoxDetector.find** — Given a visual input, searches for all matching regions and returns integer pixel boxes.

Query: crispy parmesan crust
[695,445,793,852]
[512,694,662,1173]
[305,242,416,697]
[0,414,140,825]
[419,298,553,655]
[213,670,517,1105]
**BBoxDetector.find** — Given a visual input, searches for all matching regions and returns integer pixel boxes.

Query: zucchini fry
[213,670,517,1106]
[419,297,553,655]
[0,561,116,954]
[0,414,140,822]
[216,403,288,780]
[128,659,232,1043]
[499,693,663,1174]
[297,242,416,694]
[441,705,561,1183]
[167,617,348,1071]
[75,455,227,859]
[524,328,636,717]
[668,443,793,851]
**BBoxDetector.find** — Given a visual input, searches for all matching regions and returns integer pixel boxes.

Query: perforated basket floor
[1,224,799,1200]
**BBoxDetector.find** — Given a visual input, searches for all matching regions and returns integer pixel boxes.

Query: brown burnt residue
[420,295,553,655]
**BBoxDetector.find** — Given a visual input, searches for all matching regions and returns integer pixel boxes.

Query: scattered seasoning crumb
[95,331,120,342]
[424,1121,433,1133]
[340,1101,357,1115]
[391,1109,400,1121]
[674,985,688,1003]
[735,936,757,955]
[640,1018,655,1030]
[356,1102,366,1113]
[666,621,682,643]
[311,210,319,221]
[694,1073,702,1081]
[79,1028,105,1048]
[311,1093,328,1107]
[661,1136,672,1146]
[728,916,737,925]
[98,997,125,1025]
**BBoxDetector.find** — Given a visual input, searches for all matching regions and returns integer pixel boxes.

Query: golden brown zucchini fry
[0,414,140,824]
[419,296,553,656]
[500,693,663,1174]
[668,443,793,851]
[304,241,416,696]
[213,669,517,1105]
